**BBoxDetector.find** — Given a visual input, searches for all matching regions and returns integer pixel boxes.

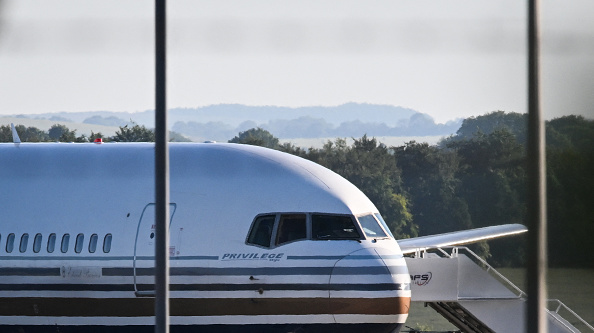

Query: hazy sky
[0,0,593,123]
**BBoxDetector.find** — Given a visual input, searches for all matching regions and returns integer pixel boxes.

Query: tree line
[0,123,190,143]
[3,112,593,267]
[230,112,594,268]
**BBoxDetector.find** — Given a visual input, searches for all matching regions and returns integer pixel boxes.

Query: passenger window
[247,215,275,248]
[312,214,360,240]
[47,233,56,253]
[6,233,15,253]
[103,234,112,253]
[89,234,98,253]
[358,214,388,238]
[61,234,70,253]
[75,233,84,253]
[19,234,29,253]
[276,214,306,246]
[33,233,43,253]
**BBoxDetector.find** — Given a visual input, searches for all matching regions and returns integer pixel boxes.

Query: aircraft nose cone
[329,247,411,333]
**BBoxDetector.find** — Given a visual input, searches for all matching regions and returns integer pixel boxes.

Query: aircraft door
[133,203,177,296]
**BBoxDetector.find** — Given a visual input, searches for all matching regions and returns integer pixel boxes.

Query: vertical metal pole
[527,0,547,332]
[155,0,169,332]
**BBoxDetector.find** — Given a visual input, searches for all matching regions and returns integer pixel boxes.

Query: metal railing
[412,246,526,298]
[408,246,594,332]
[547,299,594,332]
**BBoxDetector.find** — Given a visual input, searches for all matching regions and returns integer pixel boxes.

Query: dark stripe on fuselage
[287,255,404,260]
[0,323,405,333]
[0,256,219,261]
[0,283,409,292]
[0,297,409,317]
[0,268,60,276]
[0,265,407,278]
[102,265,407,276]
[0,254,401,262]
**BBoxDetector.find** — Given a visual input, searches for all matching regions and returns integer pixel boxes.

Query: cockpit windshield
[247,215,275,247]
[246,213,362,248]
[357,214,389,239]
[312,214,360,240]
[276,214,307,245]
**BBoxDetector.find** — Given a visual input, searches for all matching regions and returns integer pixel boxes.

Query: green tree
[0,125,14,142]
[394,141,471,236]
[110,123,189,142]
[547,115,594,152]
[1,124,50,142]
[278,142,309,157]
[546,115,594,267]
[111,122,155,142]
[20,125,50,142]
[48,124,77,141]
[452,111,528,144]
[447,129,526,265]
[228,127,280,149]
[89,131,108,143]
[59,130,78,142]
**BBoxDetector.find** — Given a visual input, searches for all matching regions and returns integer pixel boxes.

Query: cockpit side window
[358,214,389,239]
[246,215,275,248]
[374,213,394,238]
[276,214,307,246]
[312,214,361,240]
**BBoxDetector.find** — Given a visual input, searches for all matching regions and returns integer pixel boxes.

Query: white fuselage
[0,143,411,333]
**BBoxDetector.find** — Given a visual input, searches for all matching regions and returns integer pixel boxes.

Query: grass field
[405,268,594,332]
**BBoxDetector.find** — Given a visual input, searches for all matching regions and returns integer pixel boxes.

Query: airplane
[0,138,526,333]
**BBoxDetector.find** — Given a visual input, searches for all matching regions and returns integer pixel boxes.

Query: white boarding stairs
[405,247,594,332]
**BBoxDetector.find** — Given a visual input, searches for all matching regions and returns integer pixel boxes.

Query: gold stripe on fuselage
[0,297,410,317]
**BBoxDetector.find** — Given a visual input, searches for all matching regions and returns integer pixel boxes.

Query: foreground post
[155,0,170,332]
[526,0,547,331]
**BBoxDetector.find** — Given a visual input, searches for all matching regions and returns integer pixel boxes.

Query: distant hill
[6,103,462,142]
